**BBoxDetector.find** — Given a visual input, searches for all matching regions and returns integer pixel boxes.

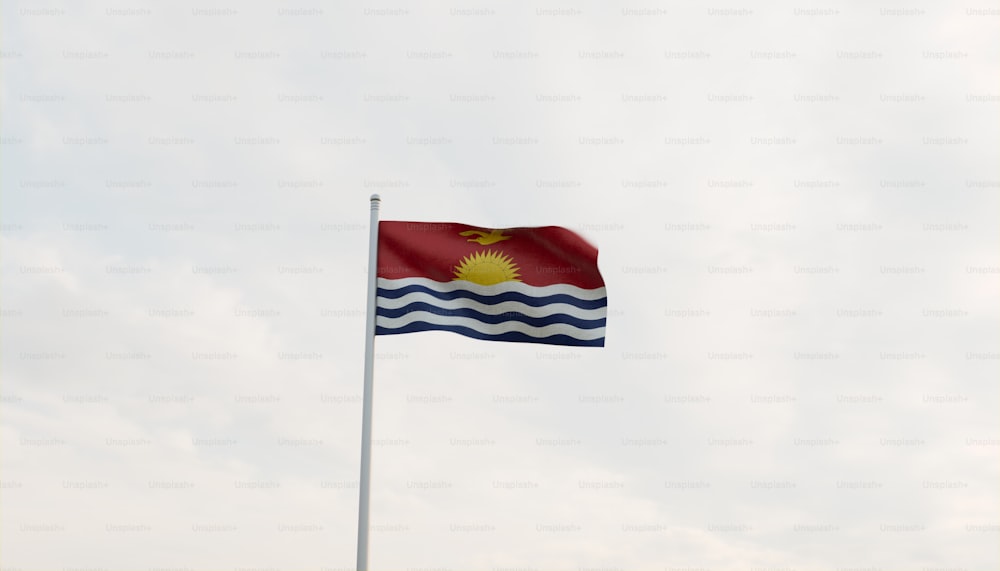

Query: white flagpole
[357,193,381,571]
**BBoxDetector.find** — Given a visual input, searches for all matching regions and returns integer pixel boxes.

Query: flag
[375,221,607,347]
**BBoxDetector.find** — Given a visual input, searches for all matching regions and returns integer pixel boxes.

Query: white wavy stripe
[377,291,607,320]
[376,312,606,341]
[377,276,607,301]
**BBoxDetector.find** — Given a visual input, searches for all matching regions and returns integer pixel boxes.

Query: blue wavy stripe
[376,303,606,330]
[377,284,607,310]
[376,322,605,347]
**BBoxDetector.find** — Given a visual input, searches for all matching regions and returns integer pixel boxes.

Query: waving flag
[375,221,607,347]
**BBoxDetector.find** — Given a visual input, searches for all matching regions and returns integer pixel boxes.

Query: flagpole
[357,193,381,571]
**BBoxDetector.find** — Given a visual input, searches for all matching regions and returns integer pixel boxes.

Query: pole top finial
[370,194,381,202]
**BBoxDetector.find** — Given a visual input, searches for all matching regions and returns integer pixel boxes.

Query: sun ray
[452,250,521,285]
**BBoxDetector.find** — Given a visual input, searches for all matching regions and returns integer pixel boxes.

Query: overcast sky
[2,1,998,570]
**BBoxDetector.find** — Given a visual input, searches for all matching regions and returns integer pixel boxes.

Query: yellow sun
[453,250,521,285]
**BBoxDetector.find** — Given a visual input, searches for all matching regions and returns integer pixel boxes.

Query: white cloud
[2,2,998,569]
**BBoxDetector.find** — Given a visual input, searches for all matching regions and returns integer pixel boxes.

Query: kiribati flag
[375,221,607,347]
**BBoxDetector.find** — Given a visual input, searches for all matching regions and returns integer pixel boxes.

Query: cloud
[2,2,998,569]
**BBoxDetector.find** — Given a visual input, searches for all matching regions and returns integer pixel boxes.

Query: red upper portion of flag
[377,221,605,289]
